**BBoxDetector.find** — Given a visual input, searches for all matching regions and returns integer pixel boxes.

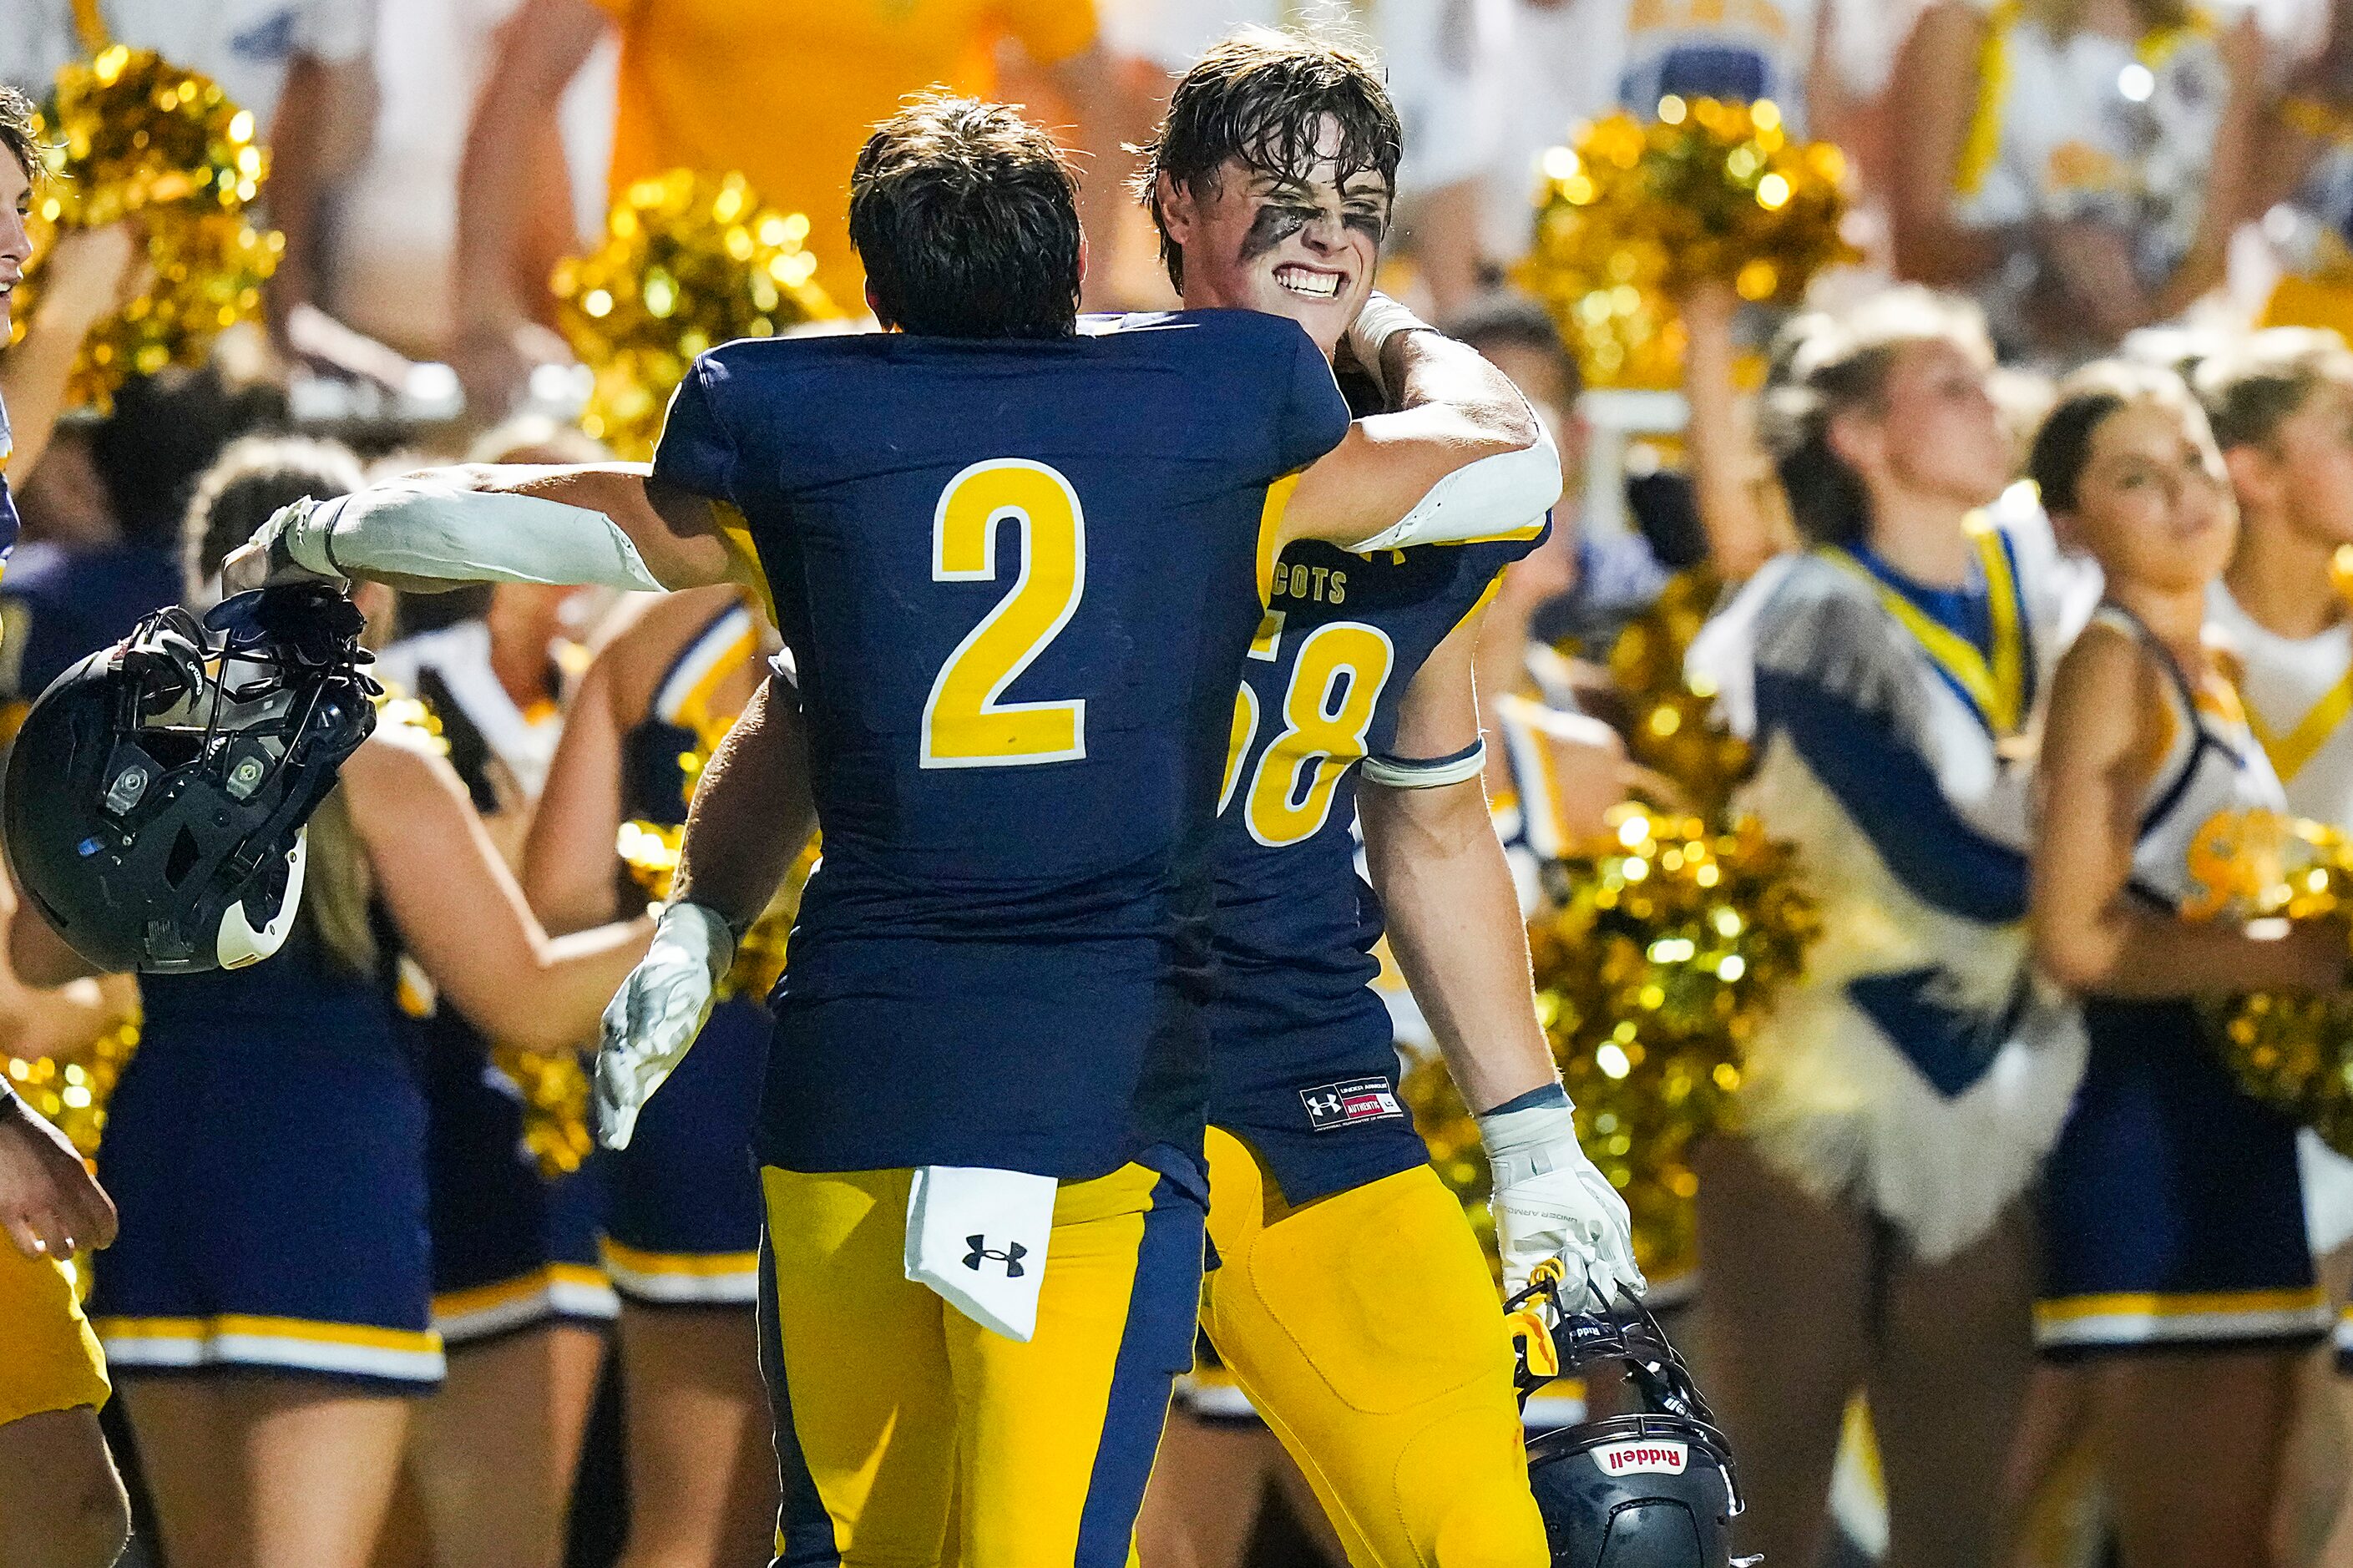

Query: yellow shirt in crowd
[590,0,1101,303]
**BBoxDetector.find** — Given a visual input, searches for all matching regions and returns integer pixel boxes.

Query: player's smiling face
[1159,115,1390,359]
[0,153,31,337]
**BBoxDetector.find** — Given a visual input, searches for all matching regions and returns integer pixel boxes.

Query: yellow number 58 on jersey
[921,459,1089,769]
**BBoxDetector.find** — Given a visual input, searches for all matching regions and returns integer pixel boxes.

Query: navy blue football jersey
[651,311,1351,1179]
[1207,525,1546,1202]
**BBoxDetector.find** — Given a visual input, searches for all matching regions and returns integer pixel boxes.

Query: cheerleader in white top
[1889,0,2264,362]
[1684,288,2083,1568]
[2027,362,2342,1568]
[2194,330,2353,1565]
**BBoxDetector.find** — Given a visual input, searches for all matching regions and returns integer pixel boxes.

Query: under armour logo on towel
[962,1236,1028,1277]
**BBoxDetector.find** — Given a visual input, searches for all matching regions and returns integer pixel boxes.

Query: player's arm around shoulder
[1279,298,1560,554]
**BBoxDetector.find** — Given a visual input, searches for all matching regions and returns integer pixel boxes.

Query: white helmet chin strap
[216,827,307,970]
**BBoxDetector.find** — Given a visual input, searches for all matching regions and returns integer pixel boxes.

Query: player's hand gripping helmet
[4,584,377,974]
[1510,1264,1753,1568]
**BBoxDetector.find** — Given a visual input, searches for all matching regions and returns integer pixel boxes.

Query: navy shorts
[421,1013,616,1344]
[598,994,771,1305]
[90,1022,444,1390]
[1204,989,1428,1207]
[2037,999,2329,1356]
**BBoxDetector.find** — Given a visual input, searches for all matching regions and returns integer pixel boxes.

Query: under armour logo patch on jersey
[962,1236,1027,1277]
[1299,1077,1404,1132]
[1591,1439,1688,1477]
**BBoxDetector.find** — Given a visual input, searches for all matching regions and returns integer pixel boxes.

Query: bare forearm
[2038,908,2336,999]
[672,674,816,930]
[1359,780,1556,1111]
[1680,301,1777,581]
[457,0,600,330]
[0,312,86,479]
[1384,328,1539,450]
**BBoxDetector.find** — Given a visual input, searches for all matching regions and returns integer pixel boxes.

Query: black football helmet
[4,584,377,974]
[1512,1267,1753,1568]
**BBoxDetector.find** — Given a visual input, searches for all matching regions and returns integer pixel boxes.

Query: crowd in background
[23,2,2353,1567]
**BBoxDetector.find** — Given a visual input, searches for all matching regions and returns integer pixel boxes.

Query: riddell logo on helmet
[1592,1440,1688,1477]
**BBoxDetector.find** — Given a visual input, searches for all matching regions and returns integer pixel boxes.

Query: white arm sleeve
[288,482,665,592]
[1343,425,1562,554]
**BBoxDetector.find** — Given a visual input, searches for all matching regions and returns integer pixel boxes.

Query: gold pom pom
[2204,819,2353,1155]
[1405,807,1819,1285]
[1609,569,1752,818]
[7,1016,141,1160]
[553,169,839,460]
[1518,99,1859,388]
[8,47,281,412]
[490,1043,596,1181]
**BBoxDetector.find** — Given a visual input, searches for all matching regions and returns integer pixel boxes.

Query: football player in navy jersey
[228,93,1556,1565]
[608,36,1642,1568]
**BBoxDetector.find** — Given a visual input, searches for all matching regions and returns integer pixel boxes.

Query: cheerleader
[1890,0,2264,361]
[2194,328,2353,1567]
[371,420,615,1568]
[2027,361,2344,1568]
[1683,287,2084,1568]
[519,585,778,1568]
[8,439,652,1568]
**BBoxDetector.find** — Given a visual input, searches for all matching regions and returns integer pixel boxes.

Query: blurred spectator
[1445,290,1673,650]
[452,0,1120,416]
[326,0,611,363]
[0,0,420,387]
[1099,0,1511,316]
[0,368,286,725]
[1889,0,2267,363]
[1482,0,1909,266]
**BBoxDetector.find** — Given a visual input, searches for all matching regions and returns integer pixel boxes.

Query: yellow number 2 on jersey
[920,459,1088,770]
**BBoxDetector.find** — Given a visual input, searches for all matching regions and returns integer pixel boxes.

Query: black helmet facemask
[1512,1267,1755,1568]
[5,584,378,974]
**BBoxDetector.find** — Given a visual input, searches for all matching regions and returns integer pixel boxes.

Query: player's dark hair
[0,87,43,184]
[1137,27,1403,290]
[849,94,1080,340]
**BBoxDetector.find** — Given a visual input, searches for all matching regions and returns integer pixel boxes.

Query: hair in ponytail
[1762,287,1994,549]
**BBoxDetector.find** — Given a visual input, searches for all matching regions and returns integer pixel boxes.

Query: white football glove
[595,902,735,1151]
[1480,1085,1645,1313]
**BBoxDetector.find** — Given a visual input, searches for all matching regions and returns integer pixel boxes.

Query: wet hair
[180,434,366,597]
[0,87,43,184]
[2191,327,2353,453]
[1762,287,1994,548]
[1136,26,1403,290]
[2027,359,2204,517]
[848,94,1080,340]
[1442,292,1583,404]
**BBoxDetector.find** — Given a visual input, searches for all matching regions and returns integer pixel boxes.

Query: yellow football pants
[1200,1127,1549,1568]
[759,1159,1205,1568]
[0,1249,109,1429]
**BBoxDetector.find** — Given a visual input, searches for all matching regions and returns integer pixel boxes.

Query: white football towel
[903,1166,1059,1342]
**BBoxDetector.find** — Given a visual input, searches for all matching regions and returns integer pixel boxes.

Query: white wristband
[1476,1093,1581,1191]
[1345,292,1438,400]
[658,899,738,984]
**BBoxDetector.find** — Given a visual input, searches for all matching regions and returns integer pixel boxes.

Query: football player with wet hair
[619,33,1637,1568]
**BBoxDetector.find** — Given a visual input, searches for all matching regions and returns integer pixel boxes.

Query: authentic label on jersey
[1591,1439,1688,1478]
[1299,1077,1404,1132]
